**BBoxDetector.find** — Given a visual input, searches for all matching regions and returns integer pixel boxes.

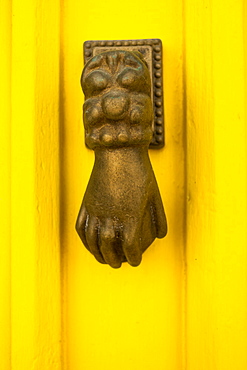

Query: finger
[122,219,142,267]
[100,219,122,269]
[86,215,106,264]
[152,191,167,238]
[75,204,90,251]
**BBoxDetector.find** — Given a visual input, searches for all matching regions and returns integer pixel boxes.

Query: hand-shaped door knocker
[76,46,167,268]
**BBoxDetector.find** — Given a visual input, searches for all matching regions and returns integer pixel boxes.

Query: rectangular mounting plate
[83,39,165,149]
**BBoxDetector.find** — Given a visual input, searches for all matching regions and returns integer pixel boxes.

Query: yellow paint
[185,1,247,369]
[0,1,11,369]
[10,0,61,369]
[2,0,247,369]
[60,0,184,369]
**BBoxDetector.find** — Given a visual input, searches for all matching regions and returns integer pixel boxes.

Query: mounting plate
[83,39,165,149]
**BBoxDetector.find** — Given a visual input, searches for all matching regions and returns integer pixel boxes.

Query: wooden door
[1,0,247,369]
[60,1,184,369]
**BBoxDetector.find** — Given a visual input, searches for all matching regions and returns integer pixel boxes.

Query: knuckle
[101,228,115,243]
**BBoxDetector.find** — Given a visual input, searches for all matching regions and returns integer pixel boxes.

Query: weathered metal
[83,39,165,148]
[76,48,167,268]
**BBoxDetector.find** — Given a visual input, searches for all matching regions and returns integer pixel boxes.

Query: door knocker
[76,39,167,268]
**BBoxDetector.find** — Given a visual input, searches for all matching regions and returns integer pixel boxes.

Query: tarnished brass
[83,39,165,148]
[76,47,167,268]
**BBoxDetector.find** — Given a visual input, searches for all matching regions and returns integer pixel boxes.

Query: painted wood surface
[0,2,11,369]
[185,1,247,369]
[1,0,247,369]
[60,0,185,369]
[9,1,62,369]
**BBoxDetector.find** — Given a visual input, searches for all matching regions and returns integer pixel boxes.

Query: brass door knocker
[76,40,167,268]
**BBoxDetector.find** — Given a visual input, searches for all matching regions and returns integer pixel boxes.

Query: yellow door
[1,0,247,369]
[61,2,184,369]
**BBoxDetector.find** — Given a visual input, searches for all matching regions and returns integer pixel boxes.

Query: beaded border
[83,39,165,149]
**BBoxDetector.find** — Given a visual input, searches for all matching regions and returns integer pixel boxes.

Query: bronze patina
[76,47,167,268]
[83,39,164,148]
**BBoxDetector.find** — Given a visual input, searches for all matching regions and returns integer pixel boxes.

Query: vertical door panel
[10,1,62,369]
[0,1,11,368]
[60,0,185,369]
[185,1,247,369]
